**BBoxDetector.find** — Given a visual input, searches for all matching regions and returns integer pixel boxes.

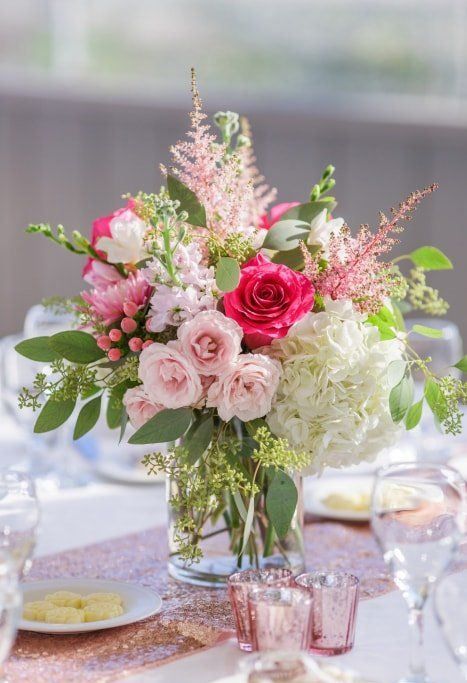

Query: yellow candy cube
[44,607,84,624]
[83,602,123,622]
[23,600,55,621]
[82,592,122,607]
[45,591,82,608]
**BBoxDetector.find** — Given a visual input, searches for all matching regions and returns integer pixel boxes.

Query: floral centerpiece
[16,72,467,586]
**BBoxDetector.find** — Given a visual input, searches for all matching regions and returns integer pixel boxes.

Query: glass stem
[408,607,426,680]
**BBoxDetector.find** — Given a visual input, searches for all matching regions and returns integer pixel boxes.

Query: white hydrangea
[143,240,218,332]
[266,298,402,474]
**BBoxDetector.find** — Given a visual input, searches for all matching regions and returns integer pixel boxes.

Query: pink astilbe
[164,70,274,237]
[315,184,438,314]
[82,271,152,326]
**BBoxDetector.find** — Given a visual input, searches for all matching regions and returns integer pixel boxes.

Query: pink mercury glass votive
[228,568,293,652]
[295,571,359,656]
[248,587,312,652]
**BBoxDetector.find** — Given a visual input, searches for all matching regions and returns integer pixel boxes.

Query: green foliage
[167,174,207,227]
[424,376,467,435]
[215,256,241,292]
[251,426,309,471]
[128,408,192,444]
[454,356,467,373]
[50,331,105,364]
[74,395,102,440]
[406,268,449,316]
[182,414,214,465]
[262,219,311,251]
[387,360,407,388]
[367,306,397,340]
[309,164,337,204]
[409,246,453,271]
[34,398,76,433]
[266,470,298,539]
[18,359,98,412]
[412,324,443,339]
[389,376,413,423]
[15,337,59,363]
[207,231,256,266]
[405,400,423,430]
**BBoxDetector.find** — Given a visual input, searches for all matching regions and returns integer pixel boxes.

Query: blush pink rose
[139,341,202,409]
[82,201,135,280]
[177,310,243,376]
[122,386,163,430]
[206,354,281,422]
[223,253,315,349]
[259,202,300,230]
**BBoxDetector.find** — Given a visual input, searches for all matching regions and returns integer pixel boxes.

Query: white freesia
[96,209,148,264]
[266,298,402,474]
[307,209,344,256]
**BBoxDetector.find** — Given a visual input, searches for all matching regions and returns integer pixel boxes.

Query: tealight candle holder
[227,568,293,652]
[295,571,359,656]
[248,587,312,652]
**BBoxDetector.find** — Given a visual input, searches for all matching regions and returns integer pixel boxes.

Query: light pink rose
[206,354,281,422]
[139,341,202,409]
[122,386,163,430]
[177,310,243,377]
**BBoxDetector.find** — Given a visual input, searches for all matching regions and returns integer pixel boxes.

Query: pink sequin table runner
[4,520,405,682]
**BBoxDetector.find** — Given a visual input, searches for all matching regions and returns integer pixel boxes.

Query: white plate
[19,578,162,634]
[304,475,374,522]
[447,454,467,481]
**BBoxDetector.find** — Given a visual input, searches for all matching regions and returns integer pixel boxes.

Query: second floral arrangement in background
[16,71,467,584]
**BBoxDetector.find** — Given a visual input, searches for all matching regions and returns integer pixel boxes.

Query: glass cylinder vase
[167,465,305,588]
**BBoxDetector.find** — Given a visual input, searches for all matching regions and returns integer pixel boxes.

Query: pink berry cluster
[96,301,154,361]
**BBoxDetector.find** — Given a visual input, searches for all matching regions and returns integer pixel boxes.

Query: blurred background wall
[1,0,466,337]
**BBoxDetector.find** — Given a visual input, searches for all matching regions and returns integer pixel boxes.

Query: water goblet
[0,551,21,682]
[0,471,40,576]
[434,569,467,681]
[371,462,465,683]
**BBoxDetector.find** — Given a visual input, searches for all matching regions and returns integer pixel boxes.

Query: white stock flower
[266,298,402,474]
[96,209,148,264]
[307,209,344,256]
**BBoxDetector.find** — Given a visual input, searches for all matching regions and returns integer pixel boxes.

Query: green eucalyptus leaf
[388,360,407,388]
[412,324,443,339]
[128,407,192,445]
[240,496,255,554]
[50,331,105,364]
[34,398,76,434]
[167,174,207,227]
[410,246,453,271]
[405,400,423,430]
[454,356,467,373]
[424,379,447,421]
[15,336,59,363]
[106,393,124,429]
[73,395,102,440]
[245,418,270,438]
[262,219,311,252]
[389,376,413,423]
[183,415,214,465]
[271,244,320,270]
[280,200,337,222]
[215,257,240,292]
[266,470,298,539]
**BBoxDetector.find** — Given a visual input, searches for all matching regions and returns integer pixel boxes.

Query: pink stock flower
[176,310,243,376]
[206,354,281,422]
[223,253,315,349]
[123,386,163,430]
[259,202,300,230]
[138,342,202,409]
[82,271,151,326]
[82,202,134,280]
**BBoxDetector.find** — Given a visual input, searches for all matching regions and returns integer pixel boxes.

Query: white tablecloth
[33,482,462,683]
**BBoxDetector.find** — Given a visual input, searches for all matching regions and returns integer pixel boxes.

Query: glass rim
[248,586,312,605]
[227,567,293,586]
[375,460,464,481]
[295,571,359,589]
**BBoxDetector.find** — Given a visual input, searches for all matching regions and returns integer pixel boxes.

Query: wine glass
[434,569,467,681]
[0,551,21,682]
[0,471,40,577]
[371,462,465,683]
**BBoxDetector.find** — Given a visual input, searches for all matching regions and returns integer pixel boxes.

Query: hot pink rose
[82,201,135,280]
[139,342,202,409]
[259,202,300,231]
[223,253,315,349]
[123,386,163,429]
[206,354,281,422]
[177,310,243,376]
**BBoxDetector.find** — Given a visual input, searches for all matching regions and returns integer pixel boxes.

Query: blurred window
[0,0,466,110]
